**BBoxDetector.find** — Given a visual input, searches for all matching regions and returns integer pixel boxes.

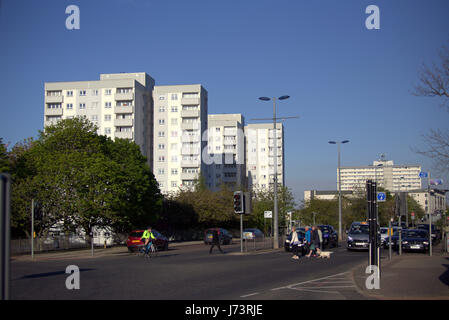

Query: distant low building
[304,190,355,202]
[408,188,447,214]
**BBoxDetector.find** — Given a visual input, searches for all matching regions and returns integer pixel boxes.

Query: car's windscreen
[319,226,331,233]
[130,232,143,238]
[418,225,434,231]
[380,229,388,234]
[349,225,369,234]
[153,230,162,237]
[405,230,427,238]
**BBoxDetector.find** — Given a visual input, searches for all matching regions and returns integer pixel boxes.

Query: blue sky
[1,0,448,203]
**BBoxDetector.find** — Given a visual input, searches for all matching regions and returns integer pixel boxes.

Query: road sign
[411,212,415,220]
[377,192,386,202]
[419,172,428,178]
[264,211,272,218]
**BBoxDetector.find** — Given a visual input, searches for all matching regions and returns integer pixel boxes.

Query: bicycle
[138,242,158,259]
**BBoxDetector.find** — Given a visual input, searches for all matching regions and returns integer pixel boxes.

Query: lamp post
[258,95,290,249]
[328,140,350,242]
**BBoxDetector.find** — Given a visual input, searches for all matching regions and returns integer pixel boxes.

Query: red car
[126,229,169,252]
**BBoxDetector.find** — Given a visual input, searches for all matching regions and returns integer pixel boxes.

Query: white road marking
[240,292,260,298]
[271,272,350,291]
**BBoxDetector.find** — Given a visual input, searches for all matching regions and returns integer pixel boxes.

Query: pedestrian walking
[290,226,301,260]
[317,226,323,251]
[305,226,311,257]
[209,228,225,254]
[307,226,320,258]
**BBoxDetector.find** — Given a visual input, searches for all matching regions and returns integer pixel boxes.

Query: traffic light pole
[240,214,243,253]
[428,173,432,257]
[31,199,34,260]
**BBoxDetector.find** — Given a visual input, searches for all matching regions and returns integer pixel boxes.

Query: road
[10,242,372,300]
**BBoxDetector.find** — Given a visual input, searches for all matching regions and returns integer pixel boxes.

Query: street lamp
[258,95,290,249]
[328,140,350,242]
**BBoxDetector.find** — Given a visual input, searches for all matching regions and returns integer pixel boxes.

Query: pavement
[11,241,205,262]
[351,243,449,300]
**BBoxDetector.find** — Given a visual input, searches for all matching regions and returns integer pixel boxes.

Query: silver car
[347,222,370,250]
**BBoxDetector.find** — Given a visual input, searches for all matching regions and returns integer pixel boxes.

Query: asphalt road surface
[11,242,372,300]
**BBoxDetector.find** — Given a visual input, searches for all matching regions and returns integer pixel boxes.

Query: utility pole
[31,199,34,260]
[255,95,298,249]
[428,173,432,257]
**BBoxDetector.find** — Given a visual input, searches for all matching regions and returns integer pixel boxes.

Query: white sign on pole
[264,211,272,218]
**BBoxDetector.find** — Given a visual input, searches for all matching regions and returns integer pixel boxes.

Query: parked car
[400,229,430,253]
[243,228,264,241]
[204,228,233,245]
[284,229,306,255]
[126,229,169,252]
[416,224,441,244]
[318,225,338,248]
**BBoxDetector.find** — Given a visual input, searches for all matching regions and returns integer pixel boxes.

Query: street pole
[338,143,342,241]
[329,140,349,242]
[256,95,295,249]
[272,98,279,249]
[428,173,432,257]
[1,174,11,300]
[240,214,243,253]
[31,199,34,260]
[399,214,402,256]
[388,219,392,260]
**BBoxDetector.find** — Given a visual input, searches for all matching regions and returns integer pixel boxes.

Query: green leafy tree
[247,186,296,234]
[9,117,162,240]
[0,138,10,173]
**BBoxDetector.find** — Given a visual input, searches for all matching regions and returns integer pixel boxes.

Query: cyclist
[141,226,156,254]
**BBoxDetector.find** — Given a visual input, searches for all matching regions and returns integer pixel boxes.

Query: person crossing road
[209,228,225,254]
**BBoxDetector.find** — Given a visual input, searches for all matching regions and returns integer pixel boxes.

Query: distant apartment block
[339,159,421,193]
[206,114,246,191]
[245,122,285,192]
[152,85,208,194]
[44,72,155,167]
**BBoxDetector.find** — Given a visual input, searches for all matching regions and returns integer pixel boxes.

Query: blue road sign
[377,192,386,202]
[419,172,428,178]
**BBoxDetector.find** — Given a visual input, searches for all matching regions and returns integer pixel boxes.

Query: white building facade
[206,114,246,191]
[152,84,208,195]
[339,160,421,193]
[409,189,447,215]
[245,123,285,192]
[44,72,155,167]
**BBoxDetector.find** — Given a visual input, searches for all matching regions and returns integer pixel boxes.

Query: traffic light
[233,191,244,214]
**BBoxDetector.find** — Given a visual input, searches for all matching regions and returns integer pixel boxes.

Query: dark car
[318,225,338,248]
[284,229,306,255]
[416,224,440,244]
[400,229,430,253]
[204,228,233,245]
[126,229,169,252]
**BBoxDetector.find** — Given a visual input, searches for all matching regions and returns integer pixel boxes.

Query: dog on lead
[316,248,333,259]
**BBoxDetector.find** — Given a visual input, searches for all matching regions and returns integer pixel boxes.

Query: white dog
[316,248,333,259]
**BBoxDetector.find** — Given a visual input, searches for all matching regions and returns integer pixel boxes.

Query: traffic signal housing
[233,191,244,214]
